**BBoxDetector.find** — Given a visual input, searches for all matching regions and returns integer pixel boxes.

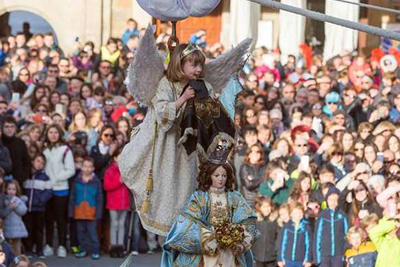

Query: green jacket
[258,178,295,205]
[369,217,400,267]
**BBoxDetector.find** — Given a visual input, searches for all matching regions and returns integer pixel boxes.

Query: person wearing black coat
[0,126,12,175]
[1,117,30,185]
[240,161,267,208]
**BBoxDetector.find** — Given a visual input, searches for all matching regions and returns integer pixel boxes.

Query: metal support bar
[248,0,400,41]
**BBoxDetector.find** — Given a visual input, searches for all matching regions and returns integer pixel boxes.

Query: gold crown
[180,43,202,59]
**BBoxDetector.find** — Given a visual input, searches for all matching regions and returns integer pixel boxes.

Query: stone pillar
[131,0,152,29]
[279,0,307,64]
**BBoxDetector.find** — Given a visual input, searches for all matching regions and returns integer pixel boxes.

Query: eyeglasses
[37,109,48,112]
[296,144,308,147]
[332,152,343,156]
[384,159,394,164]
[327,102,338,105]
[103,133,114,138]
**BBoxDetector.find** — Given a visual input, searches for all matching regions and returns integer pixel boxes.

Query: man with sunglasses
[46,64,68,94]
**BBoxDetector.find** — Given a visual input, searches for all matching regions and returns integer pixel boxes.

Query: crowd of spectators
[0,16,400,267]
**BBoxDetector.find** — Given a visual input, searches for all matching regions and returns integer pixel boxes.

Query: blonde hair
[346,226,364,241]
[166,44,205,83]
[361,213,379,230]
[289,201,304,214]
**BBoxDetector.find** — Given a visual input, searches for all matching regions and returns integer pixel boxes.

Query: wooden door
[154,2,223,46]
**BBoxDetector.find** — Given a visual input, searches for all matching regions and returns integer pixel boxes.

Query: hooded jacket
[68,174,103,220]
[314,207,349,264]
[23,170,53,212]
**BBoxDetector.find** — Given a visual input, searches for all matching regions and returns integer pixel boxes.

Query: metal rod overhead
[248,0,400,41]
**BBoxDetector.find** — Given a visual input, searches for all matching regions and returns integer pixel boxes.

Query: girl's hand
[278,261,285,267]
[272,175,284,191]
[304,262,312,267]
[181,86,195,102]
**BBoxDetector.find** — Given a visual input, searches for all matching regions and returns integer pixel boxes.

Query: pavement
[30,253,162,267]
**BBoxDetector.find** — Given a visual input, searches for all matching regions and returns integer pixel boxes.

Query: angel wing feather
[204,38,252,94]
[125,25,164,107]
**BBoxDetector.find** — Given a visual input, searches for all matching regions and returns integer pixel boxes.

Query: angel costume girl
[119,26,251,236]
[161,152,259,267]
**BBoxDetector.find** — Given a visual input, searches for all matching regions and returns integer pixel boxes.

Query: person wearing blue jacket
[68,157,103,260]
[23,154,52,259]
[314,187,349,267]
[278,202,313,267]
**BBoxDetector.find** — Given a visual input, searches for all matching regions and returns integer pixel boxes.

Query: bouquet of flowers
[213,218,245,250]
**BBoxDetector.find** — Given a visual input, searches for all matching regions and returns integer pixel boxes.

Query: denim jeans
[76,220,99,253]
[125,211,141,252]
[286,261,303,267]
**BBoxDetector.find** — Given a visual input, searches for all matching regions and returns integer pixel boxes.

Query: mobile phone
[75,36,80,43]
[11,92,20,103]
[377,152,384,162]
[33,114,44,122]
[300,155,310,170]
[55,103,65,115]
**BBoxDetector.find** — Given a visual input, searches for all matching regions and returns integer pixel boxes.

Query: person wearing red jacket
[104,147,130,258]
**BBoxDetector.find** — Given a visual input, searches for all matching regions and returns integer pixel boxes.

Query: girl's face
[301,177,311,192]
[249,146,262,164]
[69,101,81,115]
[81,86,92,99]
[258,114,269,126]
[277,140,289,156]
[354,143,365,158]
[245,109,257,125]
[364,146,376,163]
[101,129,114,145]
[60,94,69,106]
[52,115,64,128]
[182,60,203,80]
[35,88,45,99]
[21,135,31,147]
[50,93,60,105]
[90,115,101,128]
[29,128,40,142]
[279,208,290,223]
[360,129,371,140]
[260,202,272,217]
[6,183,17,196]
[47,127,60,143]
[33,156,45,171]
[355,186,367,202]
[211,166,227,189]
[75,112,86,129]
[389,137,399,153]
[342,133,354,150]
[118,121,129,135]
[331,150,343,164]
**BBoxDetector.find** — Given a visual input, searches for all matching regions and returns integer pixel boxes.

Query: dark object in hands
[189,79,209,98]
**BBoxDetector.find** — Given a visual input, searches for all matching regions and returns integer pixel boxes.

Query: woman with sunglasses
[326,144,347,182]
[341,180,382,227]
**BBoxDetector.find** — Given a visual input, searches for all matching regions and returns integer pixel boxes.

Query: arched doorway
[0,10,58,43]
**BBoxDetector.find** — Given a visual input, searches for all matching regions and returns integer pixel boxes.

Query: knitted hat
[325,91,340,103]
[326,186,340,200]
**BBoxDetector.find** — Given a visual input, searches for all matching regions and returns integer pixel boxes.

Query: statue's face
[211,166,227,189]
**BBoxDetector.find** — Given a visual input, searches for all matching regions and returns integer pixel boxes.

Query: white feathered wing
[125,25,164,107]
[204,38,253,94]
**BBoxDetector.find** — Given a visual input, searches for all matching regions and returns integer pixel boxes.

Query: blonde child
[3,180,27,255]
[345,226,377,267]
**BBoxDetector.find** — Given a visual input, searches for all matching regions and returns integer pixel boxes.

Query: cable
[329,0,400,16]
[248,0,400,41]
